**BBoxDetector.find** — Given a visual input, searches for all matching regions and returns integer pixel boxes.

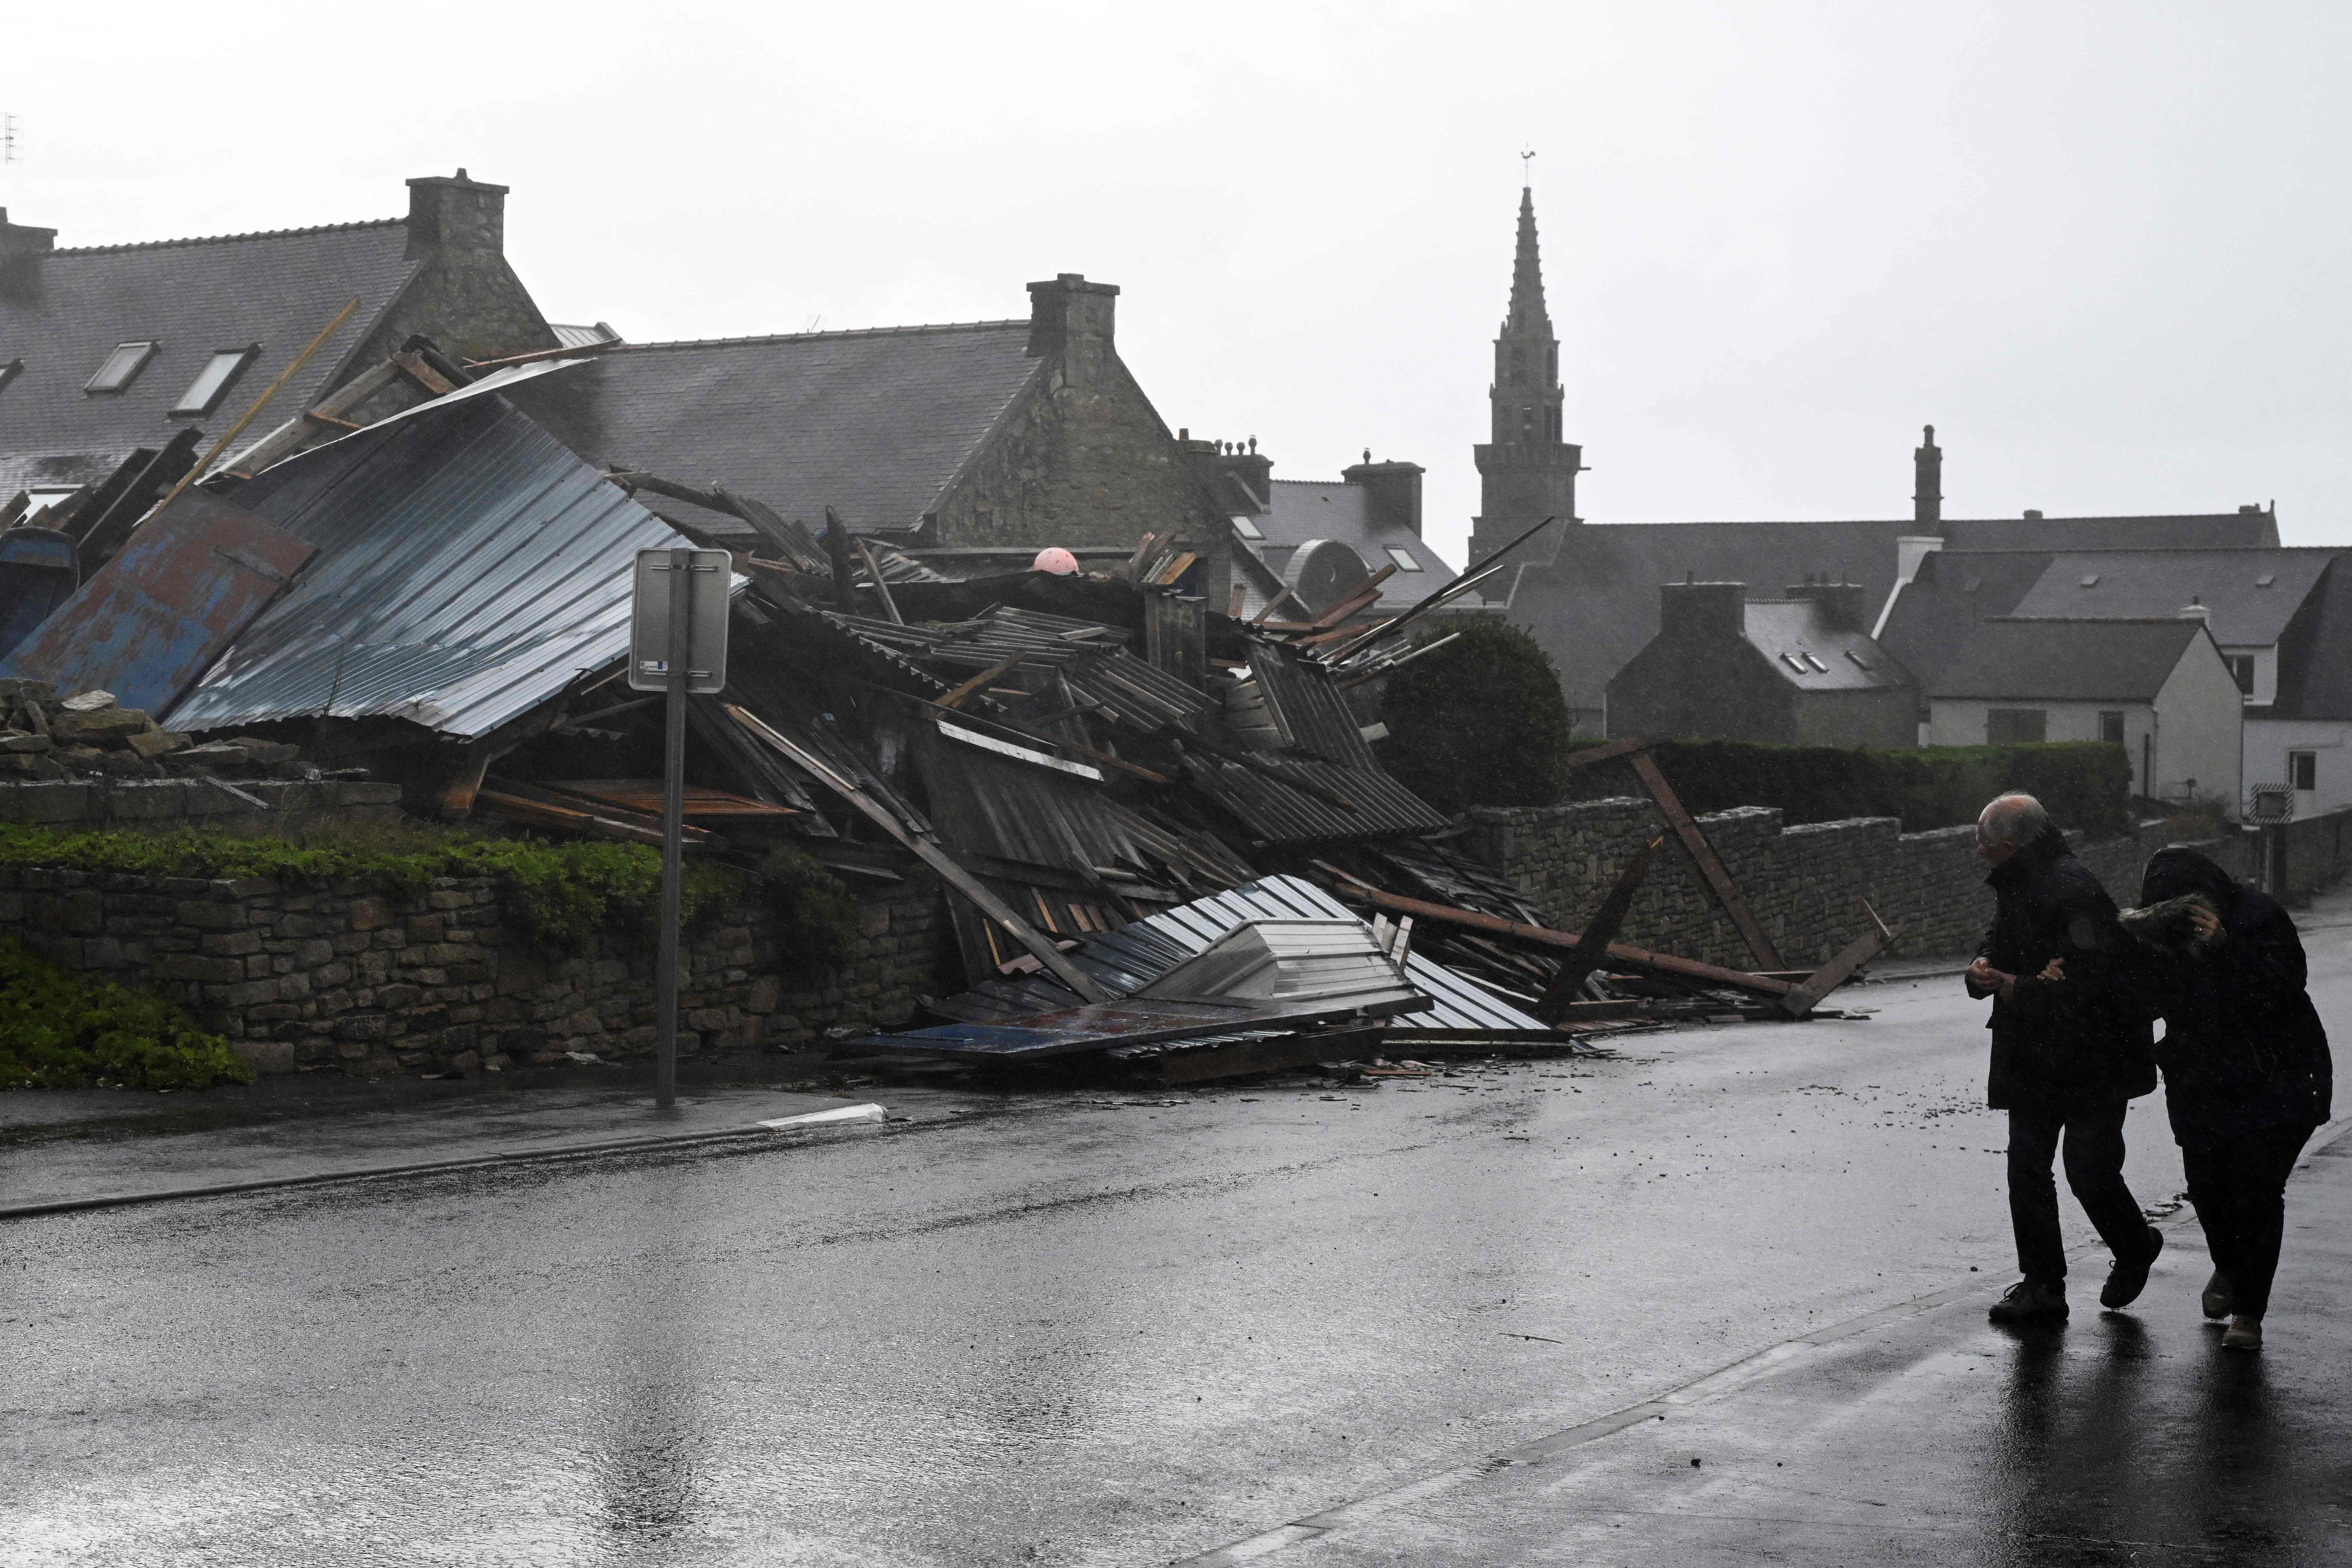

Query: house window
[2226,654,2256,695]
[2099,710,2125,746]
[0,358,19,396]
[1987,709,2048,743]
[170,346,257,416]
[2291,751,2317,792]
[1230,514,1264,541]
[85,340,158,394]
[1385,546,1423,572]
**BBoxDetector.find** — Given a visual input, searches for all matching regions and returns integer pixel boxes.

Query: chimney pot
[1913,424,1944,530]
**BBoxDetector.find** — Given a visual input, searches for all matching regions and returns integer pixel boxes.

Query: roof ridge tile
[51,217,407,256]
[605,319,1030,354]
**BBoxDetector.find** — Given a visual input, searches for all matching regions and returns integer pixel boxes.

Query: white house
[1926,617,2242,811]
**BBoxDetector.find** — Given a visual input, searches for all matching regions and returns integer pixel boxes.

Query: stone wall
[0,777,403,828]
[1467,797,2181,968]
[0,863,954,1077]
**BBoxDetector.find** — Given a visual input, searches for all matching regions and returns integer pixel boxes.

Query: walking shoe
[2099,1226,2164,1310]
[2202,1270,2234,1321]
[1989,1277,2069,1323]
[2221,1314,2263,1351]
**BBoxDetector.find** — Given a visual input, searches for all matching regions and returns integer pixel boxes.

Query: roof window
[1845,649,1873,670]
[2079,574,2100,587]
[1385,546,1424,572]
[1803,652,1830,673]
[1230,514,1264,541]
[1781,653,1810,674]
[2257,573,2277,588]
[0,358,19,397]
[171,346,258,417]
[85,340,157,394]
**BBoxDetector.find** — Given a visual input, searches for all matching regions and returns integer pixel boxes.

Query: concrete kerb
[1171,1111,2352,1568]
[0,1102,895,1222]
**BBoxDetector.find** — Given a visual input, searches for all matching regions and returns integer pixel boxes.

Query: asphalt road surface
[9,925,2350,1565]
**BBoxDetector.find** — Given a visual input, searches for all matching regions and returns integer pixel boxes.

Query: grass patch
[0,936,254,1091]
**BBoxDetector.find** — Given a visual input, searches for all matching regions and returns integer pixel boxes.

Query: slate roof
[1874,550,2055,690]
[2004,548,2336,648]
[1483,510,2281,713]
[496,322,1046,541]
[1928,618,2209,703]
[1234,479,1454,617]
[1739,599,1912,692]
[0,220,420,494]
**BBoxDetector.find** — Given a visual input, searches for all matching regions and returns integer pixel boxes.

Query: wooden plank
[1561,737,1647,771]
[724,702,1110,1002]
[1302,564,1398,630]
[1779,916,1900,1019]
[1535,835,1662,1020]
[1149,551,1198,587]
[302,410,362,431]
[1322,877,1793,999]
[476,789,675,848]
[390,349,459,397]
[852,534,904,624]
[153,297,360,517]
[933,652,1025,711]
[1625,747,1785,971]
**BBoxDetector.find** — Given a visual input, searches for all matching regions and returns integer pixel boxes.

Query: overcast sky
[7,2,2345,565]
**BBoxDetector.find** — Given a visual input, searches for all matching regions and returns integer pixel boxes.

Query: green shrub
[0,936,254,1091]
[755,847,860,976]
[1379,620,1575,811]
[1564,739,2133,838]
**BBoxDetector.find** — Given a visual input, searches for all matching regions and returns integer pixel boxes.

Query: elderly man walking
[1965,793,2161,1323]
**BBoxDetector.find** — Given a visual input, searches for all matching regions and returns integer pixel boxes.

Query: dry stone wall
[1467,798,2183,969]
[0,864,953,1077]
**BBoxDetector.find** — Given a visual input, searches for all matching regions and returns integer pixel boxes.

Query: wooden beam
[390,349,459,397]
[1302,563,1398,630]
[1780,915,1901,1019]
[1561,737,1647,771]
[1625,747,1785,971]
[852,534,904,624]
[724,703,1110,1002]
[933,652,1025,711]
[153,297,360,516]
[1322,877,1793,999]
[1534,835,1662,1020]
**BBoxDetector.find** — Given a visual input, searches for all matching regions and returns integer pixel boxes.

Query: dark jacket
[2128,847,2333,1147]
[1967,826,2155,1111]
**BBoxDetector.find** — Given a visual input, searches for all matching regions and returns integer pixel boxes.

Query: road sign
[628,548,731,693]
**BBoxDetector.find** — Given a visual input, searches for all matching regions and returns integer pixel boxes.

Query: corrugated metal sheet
[1135,919,1421,1012]
[1182,751,1451,845]
[837,606,1216,734]
[0,528,79,663]
[1245,639,1380,768]
[167,394,691,738]
[0,493,312,716]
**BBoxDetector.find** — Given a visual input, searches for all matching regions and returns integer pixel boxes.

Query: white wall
[2219,643,2277,706]
[2153,634,2246,812]
[2246,718,2352,816]
[1930,699,2157,792]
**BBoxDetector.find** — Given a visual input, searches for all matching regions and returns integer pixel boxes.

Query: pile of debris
[0,683,324,783]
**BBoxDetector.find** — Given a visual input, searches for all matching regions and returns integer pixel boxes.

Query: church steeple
[1472,184,1582,563]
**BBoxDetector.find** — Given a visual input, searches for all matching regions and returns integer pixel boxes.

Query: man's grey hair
[1978,792,2052,846]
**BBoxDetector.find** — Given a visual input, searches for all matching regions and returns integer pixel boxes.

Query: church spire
[1471,182,1582,562]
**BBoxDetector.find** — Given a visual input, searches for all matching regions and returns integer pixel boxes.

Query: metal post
[655,546,691,1112]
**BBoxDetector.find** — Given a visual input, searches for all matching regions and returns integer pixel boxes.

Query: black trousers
[2007,1105,2150,1284]
[2182,1122,2313,1320]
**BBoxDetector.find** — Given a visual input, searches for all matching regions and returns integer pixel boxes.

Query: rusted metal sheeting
[0,493,313,715]
[167,395,690,738]
[0,528,80,662]
[1182,751,1450,845]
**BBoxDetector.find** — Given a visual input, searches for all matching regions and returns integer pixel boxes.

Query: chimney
[405,169,510,262]
[1784,577,1870,632]
[1342,457,1426,538]
[1660,580,1747,642]
[0,208,56,306]
[1913,424,1943,530]
[1176,432,1272,515]
[1026,272,1120,390]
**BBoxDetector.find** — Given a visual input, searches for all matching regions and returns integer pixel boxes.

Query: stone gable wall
[1467,798,2186,968]
[0,864,953,1077]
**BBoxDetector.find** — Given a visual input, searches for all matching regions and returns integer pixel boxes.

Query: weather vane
[1520,146,1535,187]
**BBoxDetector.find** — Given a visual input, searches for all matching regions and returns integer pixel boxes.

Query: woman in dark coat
[2122,847,2333,1351]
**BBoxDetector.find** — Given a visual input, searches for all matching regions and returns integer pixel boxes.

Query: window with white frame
[2291,751,2317,792]
[1385,546,1423,572]
[85,341,157,393]
[171,346,258,416]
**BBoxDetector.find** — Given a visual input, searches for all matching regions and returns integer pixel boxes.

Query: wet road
[7,934,2350,1565]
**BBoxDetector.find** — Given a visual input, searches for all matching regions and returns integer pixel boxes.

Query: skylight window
[0,358,20,397]
[2257,573,2277,588]
[1230,514,1264,541]
[85,341,157,394]
[2079,574,2100,587]
[1385,546,1424,572]
[171,346,258,416]
[1781,653,1809,674]
[1846,648,1873,670]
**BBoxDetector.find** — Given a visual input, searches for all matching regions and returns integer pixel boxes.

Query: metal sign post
[629,547,731,1111]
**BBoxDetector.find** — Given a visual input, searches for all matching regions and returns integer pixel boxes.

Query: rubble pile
[0,682,316,784]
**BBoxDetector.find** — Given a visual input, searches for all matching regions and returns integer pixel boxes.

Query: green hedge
[1566,740,2133,838]
[1378,621,1576,811]
[0,936,255,1090]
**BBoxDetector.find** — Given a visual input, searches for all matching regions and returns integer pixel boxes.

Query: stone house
[1925,617,2242,808]
[0,170,557,502]
[499,273,1239,604]
[1606,579,1917,747]
[1194,441,1452,622]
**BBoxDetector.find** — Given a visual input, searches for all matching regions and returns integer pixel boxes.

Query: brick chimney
[1342,456,1426,538]
[405,169,509,262]
[1026,273,1119,390]
[1660,579,1747,642]
[0,208,56,305]
[1913,423,1943,530]
[1784,576,1870,632]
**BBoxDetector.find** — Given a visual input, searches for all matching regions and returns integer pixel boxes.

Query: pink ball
[1032,547,1080,575]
